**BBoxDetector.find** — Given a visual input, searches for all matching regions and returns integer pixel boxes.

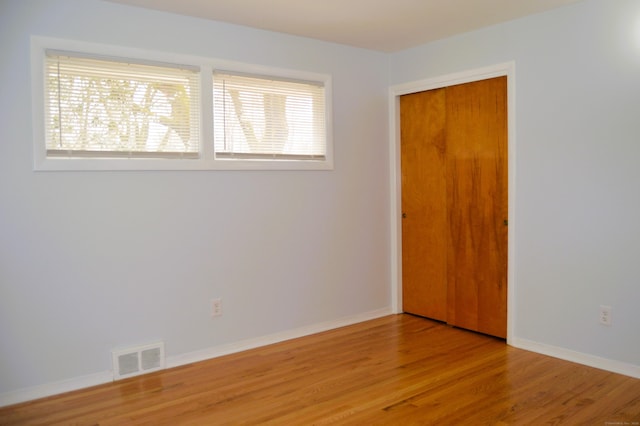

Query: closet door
[400,76,508,338]
[400,88,448,322]
[445,77,508,338]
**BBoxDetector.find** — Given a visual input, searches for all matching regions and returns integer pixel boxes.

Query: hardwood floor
[1,314,639,425]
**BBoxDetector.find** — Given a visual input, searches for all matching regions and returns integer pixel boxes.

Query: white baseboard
[166,307,392,368]
[0,371,113,408]
[0,307,392,408]
[511,337,640,379]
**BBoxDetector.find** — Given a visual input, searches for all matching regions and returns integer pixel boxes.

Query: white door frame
[388,62,517,344]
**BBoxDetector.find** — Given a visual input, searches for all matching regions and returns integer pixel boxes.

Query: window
[32,37,332,171]
[45,52,200,159]
[213,72,326,161]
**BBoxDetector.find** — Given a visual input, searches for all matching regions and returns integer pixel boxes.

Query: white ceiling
[105,0,582,52]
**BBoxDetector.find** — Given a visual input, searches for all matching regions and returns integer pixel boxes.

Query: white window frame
[31,36,333,171]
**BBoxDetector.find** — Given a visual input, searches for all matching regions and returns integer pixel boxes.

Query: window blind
[45,51,201,158]
[213,71,326,160]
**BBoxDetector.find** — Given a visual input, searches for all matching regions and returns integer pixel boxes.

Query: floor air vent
[112,342,165,380]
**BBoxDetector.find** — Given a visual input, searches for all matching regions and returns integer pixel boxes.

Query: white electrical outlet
[211,298,222,317]
[599,305,612,326]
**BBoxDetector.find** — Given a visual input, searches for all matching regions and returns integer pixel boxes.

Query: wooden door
[400,76,508,338]
[400,88,448,322]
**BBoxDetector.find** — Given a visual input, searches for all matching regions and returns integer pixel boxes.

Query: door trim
[388,62,516,344]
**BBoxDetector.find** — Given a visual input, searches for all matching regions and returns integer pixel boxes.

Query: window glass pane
[45,52,200,158]
[213,72,326,160]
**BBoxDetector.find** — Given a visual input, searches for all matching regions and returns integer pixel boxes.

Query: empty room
[0,0,639,424]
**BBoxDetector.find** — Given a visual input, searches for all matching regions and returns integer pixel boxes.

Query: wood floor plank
[1,314,638,425]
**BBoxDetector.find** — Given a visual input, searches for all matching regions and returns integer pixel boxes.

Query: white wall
[390,0,640,370]
[0,0,391,399]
